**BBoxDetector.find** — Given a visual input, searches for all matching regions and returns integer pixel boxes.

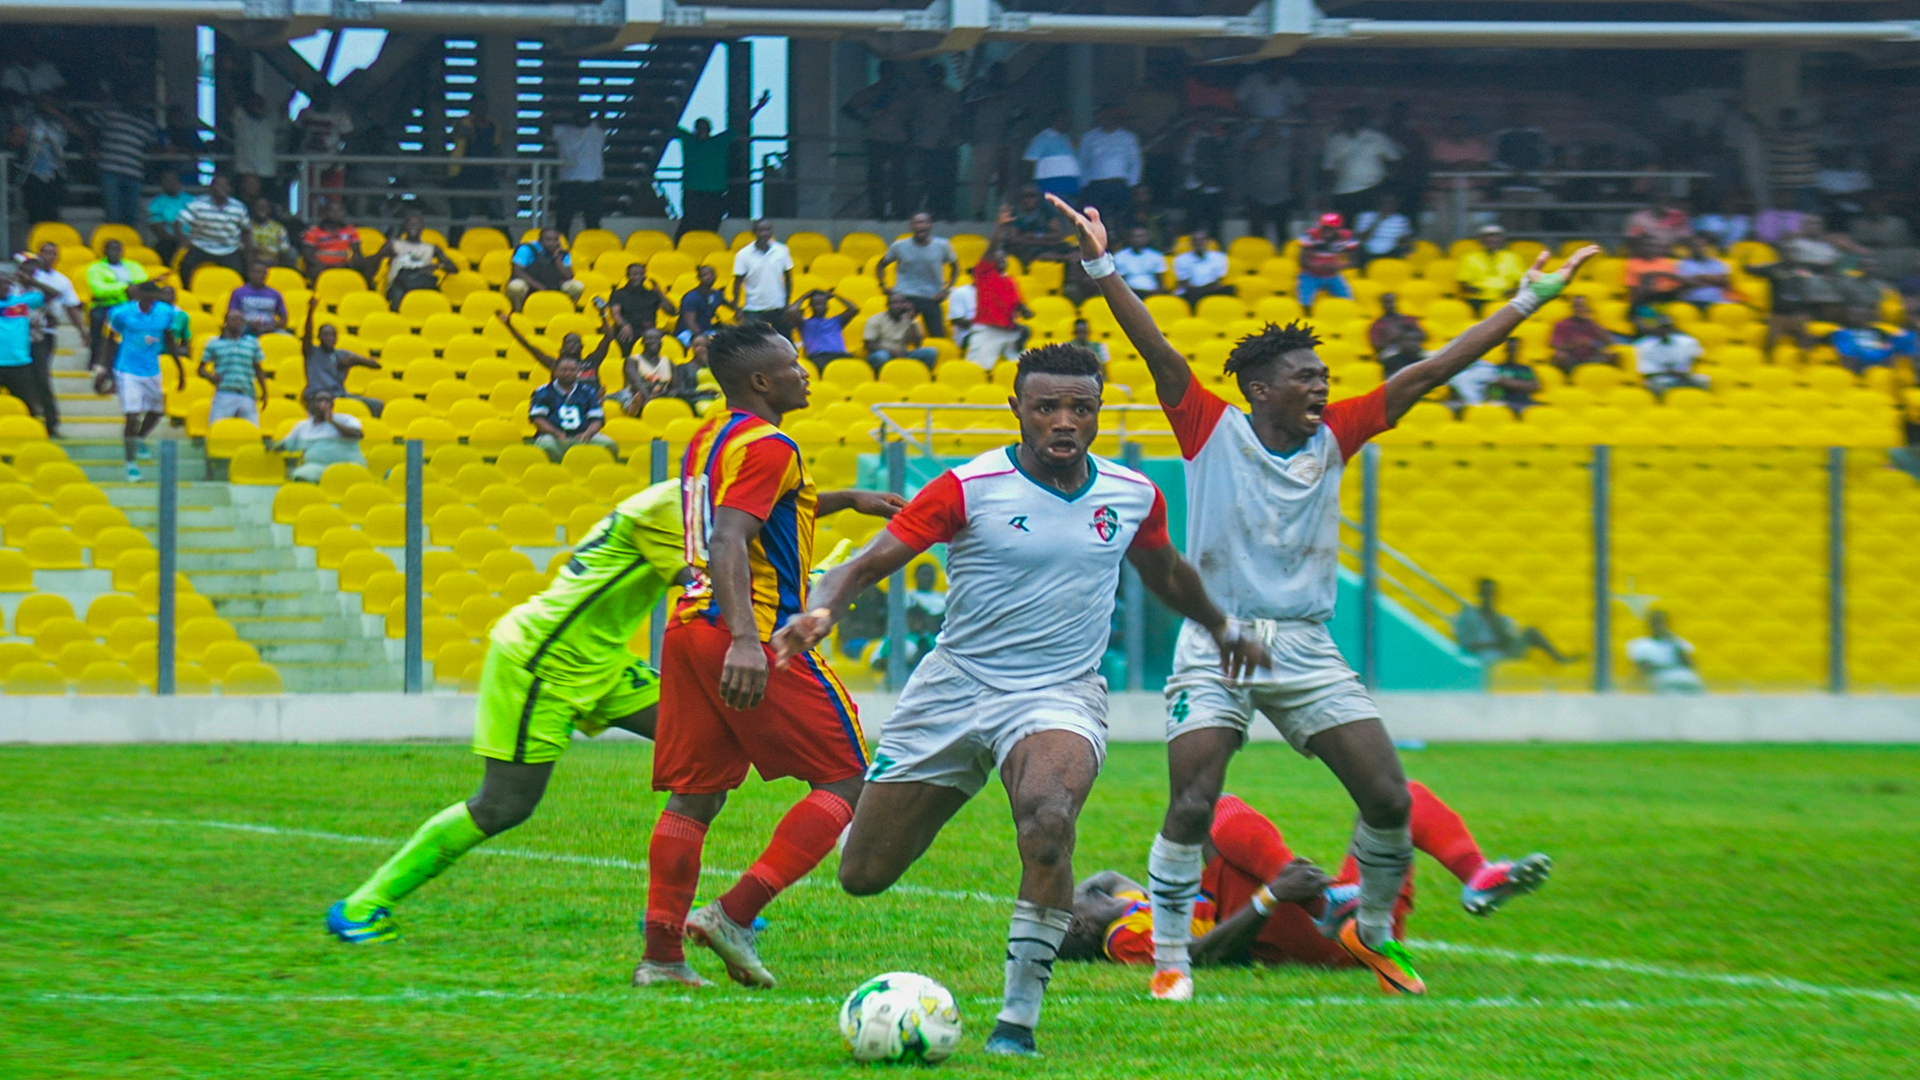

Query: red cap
[1319,212,1344,229]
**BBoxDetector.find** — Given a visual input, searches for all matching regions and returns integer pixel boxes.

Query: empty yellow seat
[178,616,239,661]
[84,593,147,635]
[50,483,110,522]
[272,482,327,524]
[198,639,262,680]
[104,615,156,655]
[69,504,131,546]
[499,504,558,545]
[293,504,350,546]
[229,444,288,485]
[316,525,375,570]
[454,529,510,567]
[76,660,142,695]
[34,615,95,656]
[456,594,511,637]
[55,640,116,680]
[0,549,31,592]
[220,662,284,695]
[430,572,489,609]
[5,661,66,695]
[430,504,488,545]
[22,526,84,570]
[337,548,396,592]
[4,504,59,546]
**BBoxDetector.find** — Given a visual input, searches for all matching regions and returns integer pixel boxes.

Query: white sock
[1349,820,1412,949]
[1147,833,1205,974]
[996,900,1070,1030]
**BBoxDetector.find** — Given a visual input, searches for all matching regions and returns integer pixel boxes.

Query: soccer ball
[837,971,963,1064]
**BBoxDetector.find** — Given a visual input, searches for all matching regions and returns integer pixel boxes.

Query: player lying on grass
[325,475,901,946]
[638,322,905,991]
[1046,192,1596,1001]
[1060,783,1551,978]
[772,343,1268,1058]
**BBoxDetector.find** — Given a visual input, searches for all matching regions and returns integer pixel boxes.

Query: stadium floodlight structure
[5,0,1920,53]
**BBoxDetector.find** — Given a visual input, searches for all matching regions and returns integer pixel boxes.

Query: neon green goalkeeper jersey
[488,480,687,685]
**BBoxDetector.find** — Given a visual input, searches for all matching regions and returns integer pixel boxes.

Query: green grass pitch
[2,740,1916,1077]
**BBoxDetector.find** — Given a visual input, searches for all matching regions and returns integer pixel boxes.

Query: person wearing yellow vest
[85,239,149,370]
[1455,224,1528,313]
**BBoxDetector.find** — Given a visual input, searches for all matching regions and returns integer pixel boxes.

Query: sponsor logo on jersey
[1008,515,1029,532]
[1090,505,1119,542]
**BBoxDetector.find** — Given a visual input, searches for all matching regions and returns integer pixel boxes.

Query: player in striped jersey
[1049,192,1594,1000]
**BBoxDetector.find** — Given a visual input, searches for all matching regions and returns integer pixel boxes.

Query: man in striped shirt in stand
[200,307,267,424]
[176,173,253,281]
[91,96,158,227]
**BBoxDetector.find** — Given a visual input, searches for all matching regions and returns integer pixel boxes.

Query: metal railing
[1430,169,1715,243]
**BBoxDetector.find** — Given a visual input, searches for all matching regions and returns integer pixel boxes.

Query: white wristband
[1081,253,1116,280]
[1250,885,1276,917]
[1507,289,1544,317]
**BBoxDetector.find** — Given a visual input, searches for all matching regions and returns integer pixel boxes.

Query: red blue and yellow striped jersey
[676,410,817,640]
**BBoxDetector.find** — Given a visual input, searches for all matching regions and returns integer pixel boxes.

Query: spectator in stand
[1550,295,1618,376]
[1322,106,1401,223]
[248,197,298,270]
[1763,105,1819,212]
[863,293,938,369]
[226,264,288,337]
[1449,337,1540,411]
[1172,228,1233,303]
[607,262,677,354]
[1006,183,1075,264]
[1490,105,1547,177]
[962,62,1014,218]
[1428,114,1491,173]
[1175,112,1232,237]
[83,240,146,372]
[200,307,268,424]
[104,280,183,481]
[449,94,505,223]
[296,88,354,197]
[506,226,584,311]
[229,91,284,200]
[1453,578,1574,673]
[1069,318,1110,364]
[1113,226,1167,296]
[910,64,961,219]
[2,53,65,98]
[1377,319,1428,377]
[1234,60,1305,121]
[1368,293,1421,356]
[1849,192,1913,261]
[1296,213,1356,308]
[674,118,732,238]
[280,388,366,483]
[144,170,193,265]
[529,354,616,462]
[23,243,82,437]
[370,212,457,306]
[1242,120,1295,246]
[1125,184,1174,251]
[550,107,608,234]
[1381,100,1431,215]
[732,218,794,333]
[878,212,958,339]
[1077,105,1140,228]
[965,209,1032,370]
[5,252,70,435]
[1631,312,1709,397]
[1353,193,1412,263]
[675,263,735,357]
[1693,193,1754,251]
[16,94,79,226]
[1624,195,1693,250]
[177,172,254,281]
[1626,610,1703,694]
[945,273,976,352]
[842,62,915,219]
[611,327,707,415]
[91,94,159,227]
[496,309,617,388]
[300,198,365,282]
[1623,235,1685,306]
[1675,237,1733,309]
[1827,305,1917,375]
[302,295,385,417]
[1456,224,1526,313]
[794,290,858,363]
[1022,110,1080,203]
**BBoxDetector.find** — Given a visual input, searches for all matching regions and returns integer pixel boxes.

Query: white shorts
[867,648,1108,797]
[965,325,1022,369]
[208,391,259,424]
[1164,619,1380,755]
[117,373,165,414]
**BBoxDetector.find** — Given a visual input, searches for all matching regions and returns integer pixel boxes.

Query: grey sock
[996,900,1070,1029]
[1350,819,1413,949]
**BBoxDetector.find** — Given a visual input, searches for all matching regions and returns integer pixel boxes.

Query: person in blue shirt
[791,289,857,363]
[528,354,616,462]
[1828,305,1918,375]
[105,280,184,480]
[1,264,64,427]
[505,226,584,311]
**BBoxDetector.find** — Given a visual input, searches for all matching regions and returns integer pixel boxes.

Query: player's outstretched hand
[848,491,908,518]
[1516,244,1602,304]
[1212,618,1269,681]
[720,636,770,710]
[1044,193,1108,260]
[770,607,833,667]
[1269,858,1333,905]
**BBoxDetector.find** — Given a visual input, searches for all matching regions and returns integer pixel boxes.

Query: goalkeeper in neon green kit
[327,480,902,944]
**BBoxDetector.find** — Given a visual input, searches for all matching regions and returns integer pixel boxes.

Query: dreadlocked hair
[1013,342,1106,392]
[1223,320,1322,380]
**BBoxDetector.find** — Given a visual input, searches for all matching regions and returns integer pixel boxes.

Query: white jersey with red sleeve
[884,446,1171,692]
[1163,383,1392,623]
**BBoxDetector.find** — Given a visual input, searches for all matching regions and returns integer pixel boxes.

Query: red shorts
[652,616,868,794]
[1207,857,1413,968]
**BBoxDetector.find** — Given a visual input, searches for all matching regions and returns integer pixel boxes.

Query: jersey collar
[1003,445,1098,502]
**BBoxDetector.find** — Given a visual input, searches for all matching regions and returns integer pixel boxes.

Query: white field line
[65,814,1920,1014]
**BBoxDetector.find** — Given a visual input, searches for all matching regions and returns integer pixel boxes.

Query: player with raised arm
[638,322,903,991]
[771,343,1266,1058]
[1046,192,1594,1000]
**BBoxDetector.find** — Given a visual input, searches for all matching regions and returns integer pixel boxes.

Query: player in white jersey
[1047,192,1597,1001]
[772,343,1265,1058]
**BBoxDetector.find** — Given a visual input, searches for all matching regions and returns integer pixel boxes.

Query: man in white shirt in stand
[1077,106,1141,229]
[552,107,608,234]
[1171,229,1233,302]
[1626,611,1703,694]
[1322,106,1401,223]
[732,219,795,335]
[1022,110,1080,203]
[1114,227,1167,296]
[230,91,284,201]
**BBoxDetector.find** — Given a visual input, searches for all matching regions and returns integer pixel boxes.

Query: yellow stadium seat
[228,444,289,485]
[431,571,489,609]
[55,639,116,681]
[474,482,523,524]
[499,570,549,607]
[433,639,488,686]
[404,417,459,444]
[0,549,31,593]
[13,593,74,638]
[563,504,607,544]
[517,462,574,497]
[27,461,86,498]
[430,504,488,545]
[34,615,95,656]
[397,289,454,326]
[197,639,261,680]
[498,504,558,545]
[456,594,511,637]
[76,660,141,695]
[451,462,508,499]
[50,483,110,523]
[336,548,395,593]
[0,415,50,443]
[493,443,549,481]
[339,481,398,523]
[479,548,537,581]
[356,503,404,546]
[292,503,350,547]
[11,440,69,474]
[84,594,147,636]
[559,442,616,477]
[454,528,510,567]
[220,662,284,695]
[542,483,596,522]
[5,661,66,695]
[316,525,374,569]
[272,483,327,525]
[104,615,156,655]
[313,267,368,307]
[0,639,36,675]
[4,504,59,547]
[177,616,238,662]
[23,527,85,570]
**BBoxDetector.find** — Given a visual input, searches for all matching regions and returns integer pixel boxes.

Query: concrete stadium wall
[3,692,1916,745]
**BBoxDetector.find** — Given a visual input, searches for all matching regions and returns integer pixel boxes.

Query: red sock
[1409,781,1485,884]
[643,810,707,964]
[1209,794,1294,882]
[717,790,853,927]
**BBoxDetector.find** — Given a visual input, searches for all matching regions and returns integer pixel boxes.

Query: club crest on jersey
[1287,454,1324,485]
[1090,505,1120,542]
[1009,515,1030,532]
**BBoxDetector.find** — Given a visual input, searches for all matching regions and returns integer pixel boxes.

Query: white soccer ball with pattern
[837,971,963,1064]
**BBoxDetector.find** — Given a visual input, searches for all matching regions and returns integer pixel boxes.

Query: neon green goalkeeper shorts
[471,647,662,764]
